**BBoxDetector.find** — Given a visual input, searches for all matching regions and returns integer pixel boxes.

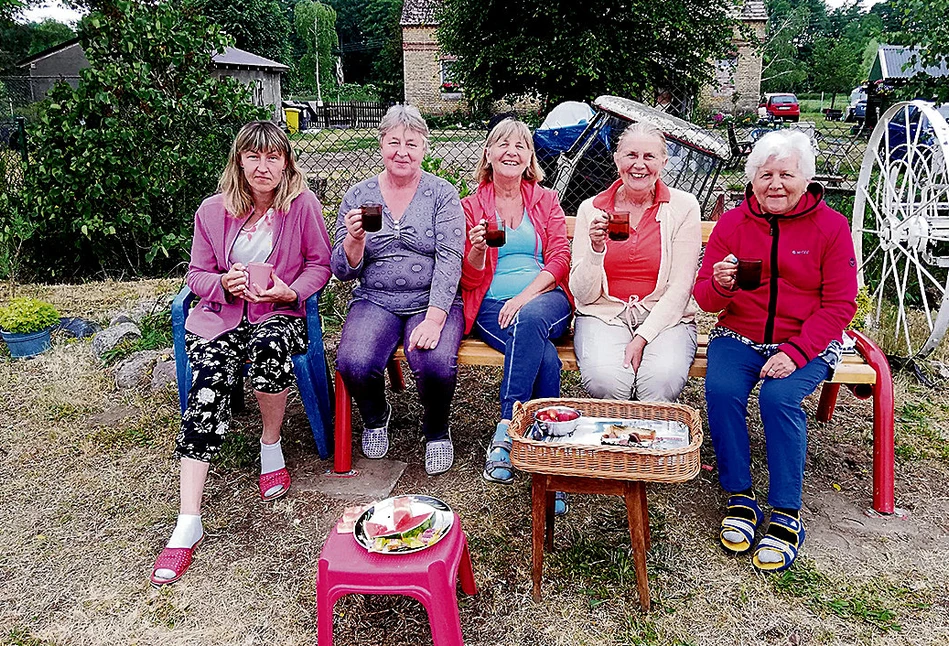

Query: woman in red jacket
[693,130,857,572]
[461,118,572,497]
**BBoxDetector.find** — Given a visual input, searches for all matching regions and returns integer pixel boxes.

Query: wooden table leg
[624,481,651,611]
[545,487,556,551]
[531,474,548,602]
[639,482,650,551]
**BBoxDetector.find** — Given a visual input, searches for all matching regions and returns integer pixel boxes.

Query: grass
[3,280,949,645]
[99,309,174,365]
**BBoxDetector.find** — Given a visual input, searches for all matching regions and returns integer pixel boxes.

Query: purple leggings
[336,299,464,441]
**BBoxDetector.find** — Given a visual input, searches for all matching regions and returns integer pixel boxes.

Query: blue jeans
[474,290,572,420]
[705,335,831,510]
[336,299,465,441]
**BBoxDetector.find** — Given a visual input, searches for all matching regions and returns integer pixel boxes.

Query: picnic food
[534,406,582,437]
[535,407,580,423]
[363,496,436,540]
[337,504,371,533]
[602,425,657,447]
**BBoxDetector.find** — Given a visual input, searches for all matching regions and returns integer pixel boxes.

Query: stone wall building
[699,0,768,114]
[401,0,467,115]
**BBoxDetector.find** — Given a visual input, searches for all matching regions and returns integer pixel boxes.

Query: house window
[440,60,460,94]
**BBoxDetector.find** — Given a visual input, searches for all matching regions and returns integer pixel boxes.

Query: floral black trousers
[175,315,307,462]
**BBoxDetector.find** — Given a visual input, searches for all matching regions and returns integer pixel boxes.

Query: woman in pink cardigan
[461,118,572,497]
[149,121,332,587]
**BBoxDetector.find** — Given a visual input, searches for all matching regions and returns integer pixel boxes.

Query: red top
[592,179,670,302]
[693,183,858,368]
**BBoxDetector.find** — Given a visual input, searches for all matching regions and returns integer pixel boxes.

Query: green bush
[0,297,60,334]
[421,154,472,198]
[19,0,268,279]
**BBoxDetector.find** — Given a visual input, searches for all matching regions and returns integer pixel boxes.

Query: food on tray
[364,496,435,539]
[535,407,580,423]
[337,504,371,533]
[601,424,660,447]
[370,522,444,553]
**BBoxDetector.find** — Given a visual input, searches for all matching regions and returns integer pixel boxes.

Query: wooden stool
[531,474,651,610]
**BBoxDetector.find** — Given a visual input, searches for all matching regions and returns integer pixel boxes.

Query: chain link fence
[1,76,81,113]
[0,117,27,195]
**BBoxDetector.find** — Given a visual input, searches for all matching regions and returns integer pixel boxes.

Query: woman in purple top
[332,104,465,476]
[149,121,332,587]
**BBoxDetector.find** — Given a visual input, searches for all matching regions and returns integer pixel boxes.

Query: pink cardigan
[185,190,332,340]
[460,180,572,334]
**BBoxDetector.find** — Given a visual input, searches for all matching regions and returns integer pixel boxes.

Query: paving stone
[293,458,407,502]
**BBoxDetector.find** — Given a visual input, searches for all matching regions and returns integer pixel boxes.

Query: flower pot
[1,326,53,358]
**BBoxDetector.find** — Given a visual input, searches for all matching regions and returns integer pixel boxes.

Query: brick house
[402,0,766,117]
[400,0,466,115]
[698,0,768,114]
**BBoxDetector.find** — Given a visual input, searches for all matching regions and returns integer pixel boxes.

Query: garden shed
[14,41,287,120]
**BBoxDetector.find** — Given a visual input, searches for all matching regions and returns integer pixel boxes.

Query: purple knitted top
[331,172,464,315]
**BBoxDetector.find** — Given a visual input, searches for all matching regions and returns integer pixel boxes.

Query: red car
[758,93,800,122]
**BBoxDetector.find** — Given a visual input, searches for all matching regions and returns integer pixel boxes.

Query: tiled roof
[739,0,767,21]
[401,0,442,26]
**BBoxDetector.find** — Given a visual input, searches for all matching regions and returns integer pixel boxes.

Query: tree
[890,0,949,101]
[437,0,737,113]
[293,0,339,95]
[198,0,292,64]
[810,36,862,107]
[19,0,267,278]
[27,19,76,54]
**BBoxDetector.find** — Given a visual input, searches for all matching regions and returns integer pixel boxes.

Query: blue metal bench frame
[171,287,334,458]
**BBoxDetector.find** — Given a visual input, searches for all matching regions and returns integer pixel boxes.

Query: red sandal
[149,536,203,587]
[259,467,291,501]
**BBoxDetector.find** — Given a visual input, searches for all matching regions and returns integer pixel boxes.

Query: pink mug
[245,261,274,295]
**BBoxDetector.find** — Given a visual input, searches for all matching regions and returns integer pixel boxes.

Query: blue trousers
[474,290,572,420]
[336,299,465,441]
[705,336,830,510]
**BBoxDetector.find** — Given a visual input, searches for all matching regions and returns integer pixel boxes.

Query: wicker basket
[509,398,703,483]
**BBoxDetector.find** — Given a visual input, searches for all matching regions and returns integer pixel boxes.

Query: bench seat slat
[392,336,877,385]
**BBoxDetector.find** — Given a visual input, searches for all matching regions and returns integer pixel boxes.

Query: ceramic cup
[246,261,274,295]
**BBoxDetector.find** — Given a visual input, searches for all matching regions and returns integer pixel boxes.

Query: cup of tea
[361,203,383,233]
[736,258,763,291]
[484,217,506,248]
[246,261,274,295]
[608,212,630,241]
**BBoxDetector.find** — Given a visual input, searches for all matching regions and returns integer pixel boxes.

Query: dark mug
[484,217,506,248]
[361,203,383,232]
[608,212,630,241]
[736,258,763,290]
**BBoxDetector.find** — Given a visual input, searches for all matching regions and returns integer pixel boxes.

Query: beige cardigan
[569,186,701,343]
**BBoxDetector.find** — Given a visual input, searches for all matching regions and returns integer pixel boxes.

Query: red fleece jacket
[693,184,858,368]
[460,179,572,334]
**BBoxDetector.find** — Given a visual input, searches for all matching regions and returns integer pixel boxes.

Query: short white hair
[744,130,816,182]
[378,104,430,151]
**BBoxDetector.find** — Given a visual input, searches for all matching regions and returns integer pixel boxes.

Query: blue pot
[2,327,53,358]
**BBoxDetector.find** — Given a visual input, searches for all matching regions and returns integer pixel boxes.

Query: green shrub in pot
[0,298,60,334]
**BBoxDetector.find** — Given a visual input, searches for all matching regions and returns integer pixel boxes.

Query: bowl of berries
[534,405,582,437]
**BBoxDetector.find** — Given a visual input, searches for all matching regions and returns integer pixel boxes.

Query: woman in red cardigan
[461,118,572,499]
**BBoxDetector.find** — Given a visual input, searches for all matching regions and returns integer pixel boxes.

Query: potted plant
[0,297,60,358]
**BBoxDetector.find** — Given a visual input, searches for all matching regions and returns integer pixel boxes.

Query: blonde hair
[218,121,307,218]
[474,118,544,184]
[616,121,668,159]
[378,104,430,151]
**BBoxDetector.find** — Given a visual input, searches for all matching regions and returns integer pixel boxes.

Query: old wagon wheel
[852,100,949,359]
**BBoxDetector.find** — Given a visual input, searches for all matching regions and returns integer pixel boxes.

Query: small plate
[354,495,454,554]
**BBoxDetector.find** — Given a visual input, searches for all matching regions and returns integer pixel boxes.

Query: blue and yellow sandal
[720,493,763,555]
[752,511,805,572]
[482,422,515,484]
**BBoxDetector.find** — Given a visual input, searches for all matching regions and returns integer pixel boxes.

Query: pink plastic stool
[316,513,477,646]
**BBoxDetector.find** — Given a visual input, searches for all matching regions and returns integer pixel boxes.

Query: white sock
[260,438,286,475]
[723,529,745,544]
[757,549,784,564]
[154,514,203,581]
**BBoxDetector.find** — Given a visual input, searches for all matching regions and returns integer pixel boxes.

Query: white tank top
[230,208,275,265]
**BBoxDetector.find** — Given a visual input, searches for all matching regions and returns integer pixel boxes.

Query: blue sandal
[720,493,763,555]
[753,511,805,572]
[482,422,514,484]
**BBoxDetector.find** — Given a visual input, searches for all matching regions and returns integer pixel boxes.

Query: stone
[109,313,134,327]
[91,322,141,359]
[114,350,162,389]
[151,357,178,393]
[293,458,408,501]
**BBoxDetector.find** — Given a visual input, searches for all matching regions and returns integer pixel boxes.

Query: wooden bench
[332,218,896,515]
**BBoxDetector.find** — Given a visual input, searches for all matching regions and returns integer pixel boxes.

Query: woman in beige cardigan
[569,122,701,402]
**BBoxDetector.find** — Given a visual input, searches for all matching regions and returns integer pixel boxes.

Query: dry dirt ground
[2,280,949,646]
